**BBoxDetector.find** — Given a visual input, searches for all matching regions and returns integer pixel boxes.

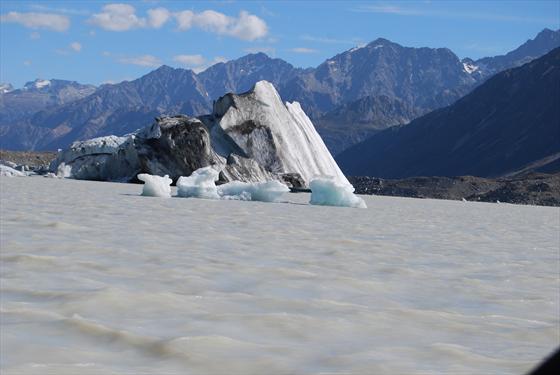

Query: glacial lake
[1,176,558,374]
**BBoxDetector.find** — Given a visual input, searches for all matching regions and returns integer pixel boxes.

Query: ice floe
[137,174,172,198]
[309,177,367,208]
[219,180,289,202]
[176,167,220,199]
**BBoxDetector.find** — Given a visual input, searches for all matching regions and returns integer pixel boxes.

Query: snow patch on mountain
[463,62,479,74]
[0,83,13,94]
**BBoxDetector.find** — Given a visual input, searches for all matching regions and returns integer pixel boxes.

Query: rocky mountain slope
[0,79,96,124]
[337,48,560,179]
[468,28,560,80]
[2,29,558,152]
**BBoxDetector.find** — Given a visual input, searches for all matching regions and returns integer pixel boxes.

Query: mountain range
[337,47,560,178]
[0,28,558,155]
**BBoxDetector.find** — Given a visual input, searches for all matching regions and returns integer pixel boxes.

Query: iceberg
[309,177,367,208]
[137,174,172,198]
[175,166,289,202]
[50,81,349,189]
[218,180,289,202]
[176,166,220,199]
[1,165,27,177]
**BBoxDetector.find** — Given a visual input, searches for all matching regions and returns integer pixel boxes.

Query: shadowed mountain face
[336,48,560,179]
[1,29,558,152]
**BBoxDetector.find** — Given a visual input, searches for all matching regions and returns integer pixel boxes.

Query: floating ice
[0,165,27,177]
[137,174,172,198]
[218,180,289,202]
[309,177,367,208]
[56,163,72,178]
[176,166,220,199]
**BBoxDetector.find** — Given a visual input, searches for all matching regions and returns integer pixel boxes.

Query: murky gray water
[1,177,558,374]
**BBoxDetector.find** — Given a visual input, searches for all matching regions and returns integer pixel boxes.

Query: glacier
[50,81,348,188]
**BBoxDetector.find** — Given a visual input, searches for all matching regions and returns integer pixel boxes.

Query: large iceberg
[309,177,367,209]
[176,166,220,199]
[50,81,349,188]
[137,174,172,198]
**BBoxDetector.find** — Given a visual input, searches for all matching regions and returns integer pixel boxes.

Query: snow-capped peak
[35,79,51,89]
[24,79,52,90]
[462,62,479,74]
[0,83,13,94]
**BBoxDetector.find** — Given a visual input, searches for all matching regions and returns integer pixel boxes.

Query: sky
[1,0,559,88]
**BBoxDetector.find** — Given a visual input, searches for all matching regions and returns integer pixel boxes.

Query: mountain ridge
[336,47,560,178]
[1,28,558,152]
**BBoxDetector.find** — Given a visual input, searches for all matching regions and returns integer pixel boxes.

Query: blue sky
[1,0,559,88]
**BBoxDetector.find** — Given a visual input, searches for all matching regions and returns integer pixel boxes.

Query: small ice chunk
[218,180,290,202]
[176,166,220,199]
[0,165,27,177]
[309,177,367,208]
[56,163,72,178]
[137,174,172,198]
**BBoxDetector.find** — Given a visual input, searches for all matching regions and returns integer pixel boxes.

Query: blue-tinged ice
[176,166,220,199]
[219,180,289,202]
[137,174,172,198]
[309,177,367,208]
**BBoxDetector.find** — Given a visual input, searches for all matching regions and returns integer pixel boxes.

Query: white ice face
[0,165,27,177]
[137,174,172,198]
[309,177,367,208]
[176,166,220,200]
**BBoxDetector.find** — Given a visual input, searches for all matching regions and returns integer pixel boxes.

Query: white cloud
[118,54,162,67]
[177,10,267,41]
[0,11,70,32]
[290,47,318,54]
[174,10,194,30]
[102,51,111,56]
[227,11,268,41]
[87,4,268,40]
[29,31,41,40]
[173,54,206,67]
[70,42,82,52]
[89,3,146,31]
[23,60,32,66]
[147,7,170,28]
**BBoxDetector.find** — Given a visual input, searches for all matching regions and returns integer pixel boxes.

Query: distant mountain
[0,79,96,124]
[1,29,558,151]
[468,28,560,80]
[9,66,210,150]
[280,38,476,118]
[336,48,560,178]
[316,29,560,154]
[198,52,302,99]
[315,95,422,155]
